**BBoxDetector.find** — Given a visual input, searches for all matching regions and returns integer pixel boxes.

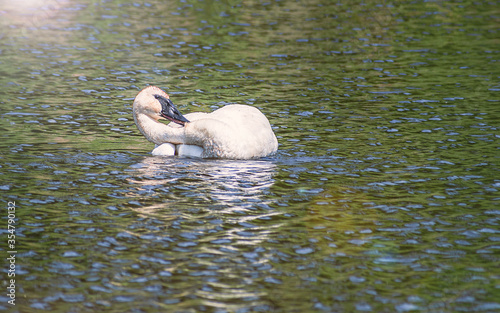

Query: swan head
[154,94,190,126]
[133,86,189,126]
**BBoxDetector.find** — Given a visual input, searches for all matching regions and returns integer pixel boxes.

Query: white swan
[133,86,278,159]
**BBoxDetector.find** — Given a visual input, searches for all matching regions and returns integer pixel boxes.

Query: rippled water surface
[1,0,499,312]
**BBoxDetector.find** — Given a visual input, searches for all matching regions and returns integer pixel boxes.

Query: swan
[132,86,278,159]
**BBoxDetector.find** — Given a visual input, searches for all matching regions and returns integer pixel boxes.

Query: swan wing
[186,105,278,159]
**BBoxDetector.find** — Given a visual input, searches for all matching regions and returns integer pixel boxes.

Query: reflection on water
[0,0,499,312]
[127,157,278,215]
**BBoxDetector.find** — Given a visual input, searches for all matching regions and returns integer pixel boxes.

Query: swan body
[133,86,278,159]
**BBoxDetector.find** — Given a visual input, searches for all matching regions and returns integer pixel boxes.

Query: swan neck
[135,113,184,145]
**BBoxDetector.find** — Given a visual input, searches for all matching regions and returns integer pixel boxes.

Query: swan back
[185,105,278,159]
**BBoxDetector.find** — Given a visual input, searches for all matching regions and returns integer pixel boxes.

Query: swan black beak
[154,94,190,126]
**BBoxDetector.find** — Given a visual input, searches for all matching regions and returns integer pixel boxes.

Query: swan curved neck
[135,113,185,145]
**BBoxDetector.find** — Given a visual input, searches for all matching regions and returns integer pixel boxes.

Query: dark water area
[0,0,499,312]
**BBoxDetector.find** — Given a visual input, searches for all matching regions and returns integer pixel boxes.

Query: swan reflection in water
[127,156,279,218]
[123,158,284,308]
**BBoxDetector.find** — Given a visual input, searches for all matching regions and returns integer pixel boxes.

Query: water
[1,0,499,312]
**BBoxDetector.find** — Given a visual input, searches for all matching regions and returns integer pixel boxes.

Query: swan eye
[154,94,190,126]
